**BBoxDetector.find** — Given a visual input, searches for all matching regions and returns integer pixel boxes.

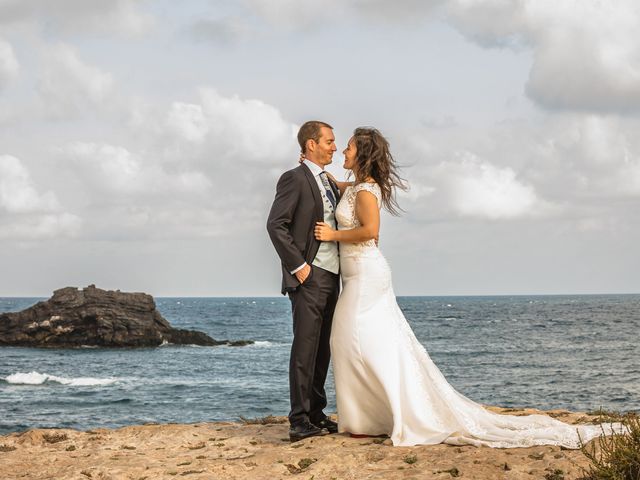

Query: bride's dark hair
[351,127,408,216]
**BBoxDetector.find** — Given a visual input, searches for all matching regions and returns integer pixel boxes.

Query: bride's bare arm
[324,171,354,195]
[314,190,379,243]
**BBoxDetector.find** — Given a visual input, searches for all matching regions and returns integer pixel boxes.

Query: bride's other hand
[315,222,336,241]
[299,152,305,164]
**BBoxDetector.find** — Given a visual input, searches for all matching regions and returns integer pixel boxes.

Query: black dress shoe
[289,422,323,442]
[312,417,338,434]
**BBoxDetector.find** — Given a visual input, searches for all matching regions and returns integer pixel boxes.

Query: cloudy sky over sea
[1,0,639,296]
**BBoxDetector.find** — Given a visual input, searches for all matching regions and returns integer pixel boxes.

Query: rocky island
[0,285,253,348]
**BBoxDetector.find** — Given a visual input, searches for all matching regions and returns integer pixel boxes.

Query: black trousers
[287,265,340,426]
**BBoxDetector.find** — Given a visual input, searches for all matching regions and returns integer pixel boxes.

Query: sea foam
[4,371,118,386]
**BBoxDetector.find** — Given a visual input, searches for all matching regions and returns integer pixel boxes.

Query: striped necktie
[319,172,337,209]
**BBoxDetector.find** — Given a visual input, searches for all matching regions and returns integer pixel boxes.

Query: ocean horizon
[1,294,639,435]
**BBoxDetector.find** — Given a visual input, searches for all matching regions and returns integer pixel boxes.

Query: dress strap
[354,182,382,208]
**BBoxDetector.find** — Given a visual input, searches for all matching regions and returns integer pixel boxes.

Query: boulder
[0,285,253,348]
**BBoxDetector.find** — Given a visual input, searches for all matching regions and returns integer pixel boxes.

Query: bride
[314,127,620,448]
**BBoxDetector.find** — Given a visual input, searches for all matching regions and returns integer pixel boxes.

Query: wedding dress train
[330,182,620,447]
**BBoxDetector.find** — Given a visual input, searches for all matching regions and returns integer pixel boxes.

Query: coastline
[0,406,609,480]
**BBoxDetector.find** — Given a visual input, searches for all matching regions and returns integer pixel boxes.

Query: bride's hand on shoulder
[324,171,337,183]
[315,222,337,241]
[324,171,353,194]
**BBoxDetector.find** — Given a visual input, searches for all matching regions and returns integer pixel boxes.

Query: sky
[0,0,639,297]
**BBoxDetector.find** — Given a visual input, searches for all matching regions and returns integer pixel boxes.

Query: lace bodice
[335,182,382,256]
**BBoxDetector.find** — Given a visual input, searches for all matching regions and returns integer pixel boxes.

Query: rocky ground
[0,407,608,480]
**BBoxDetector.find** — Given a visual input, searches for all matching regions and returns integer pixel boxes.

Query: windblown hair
[351,127,408,216]
[297,120,333,154]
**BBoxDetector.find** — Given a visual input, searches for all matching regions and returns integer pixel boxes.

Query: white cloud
[448,0,640,112]
[449,155,539,219]
[401,112,640,228]
[0,39,19,91]
[210,0,441,34]
[0,155,59,214]
[427,152,546,220]
[0,0,152,35]
[0,155,81,239]
[0,212,81,241]
[207,1,640,113]
[164,88,298,164]
[52,142,215,240]
[240,0,346,28]
[2,1,639,295]
[533,115,640,198]
[40,88,300,241]
[197,88,298,162]
[61,142,212,198]
[189,17,254,44]
[447,0,530,49]
[349,0,443,22]
[166,103,209,144]
[36,44,115,118]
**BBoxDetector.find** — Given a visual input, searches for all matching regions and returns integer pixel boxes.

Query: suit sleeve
[266,171,306,272]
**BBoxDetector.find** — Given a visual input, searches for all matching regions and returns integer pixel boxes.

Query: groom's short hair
[298,121,333,154]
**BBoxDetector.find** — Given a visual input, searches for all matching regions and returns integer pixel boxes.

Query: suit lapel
[300,164,324,221]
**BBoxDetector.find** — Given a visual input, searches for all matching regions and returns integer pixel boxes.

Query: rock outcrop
[0,408,608,480]
[0,285,252,348]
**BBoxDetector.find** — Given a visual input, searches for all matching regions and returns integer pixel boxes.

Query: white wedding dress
[330,182,621,448]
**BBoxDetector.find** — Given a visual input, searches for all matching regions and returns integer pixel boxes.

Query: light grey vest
[312,180,339,274]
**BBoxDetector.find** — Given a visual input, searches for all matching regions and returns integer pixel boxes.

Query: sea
[1,295,639,435]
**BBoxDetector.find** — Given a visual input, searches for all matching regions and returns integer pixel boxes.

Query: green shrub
[544,469,564,480]
[403,454,417,464]
[580,414,640,480]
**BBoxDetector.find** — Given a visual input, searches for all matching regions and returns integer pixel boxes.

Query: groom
[267,120,341,442]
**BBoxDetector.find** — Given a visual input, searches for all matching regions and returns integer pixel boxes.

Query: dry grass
[42,432,68,444]
[585,408,630,424]
[238,415,287,425]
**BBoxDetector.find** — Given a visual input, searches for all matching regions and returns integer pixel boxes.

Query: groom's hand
[295,264,312,284]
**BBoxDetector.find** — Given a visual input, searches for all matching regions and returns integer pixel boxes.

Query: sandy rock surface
[0,407,605,480]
